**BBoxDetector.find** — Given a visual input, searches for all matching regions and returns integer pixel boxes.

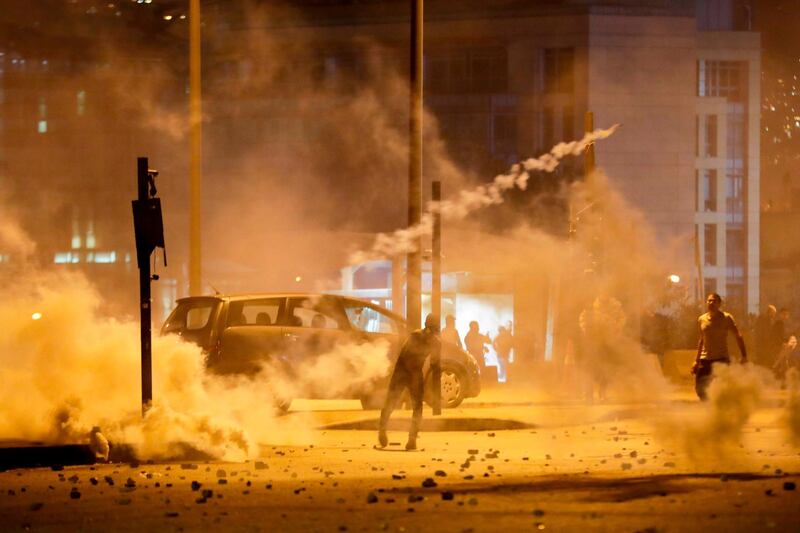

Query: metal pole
[189,0,202,295]
[431,180,441,415]
[432,181,441,320]
[137,157,153,415]
[406,0,423,329]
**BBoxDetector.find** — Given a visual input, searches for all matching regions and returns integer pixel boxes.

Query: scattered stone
[165,512,179,518]
[487,433,495,437]
[783,482,796,491]
[765,489,774,496]
[124,478,136,489]
[191,481,202,491]
[629,451,638,458]
[441,491,454,501]
[294,488,306,495]
[216,469,227,478]
[104,476,114,486]
[367,492,378,504]
[467,497,478,506]
[663,462,676,468]
[218,479,228,485]
[421,478,437,488]
[116,498,132,505]
[463,475,474,480]
[69,488,81,500]
[202,489,213,499]
[468,449,479,455]
[68,475,79,484]
[89,477,99,486]
[254,461,268,470]
[29,502,44,511]
[392,474,405,480]
[408,494,424,503]
[181,464,198,470]
[434,470,447,477]
[621,463,632,471]
[533,509,545,517]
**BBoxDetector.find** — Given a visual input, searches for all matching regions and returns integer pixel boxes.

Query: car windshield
[344,303,398,334]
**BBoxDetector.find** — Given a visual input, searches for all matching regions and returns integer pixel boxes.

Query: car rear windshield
[163,300,218,333]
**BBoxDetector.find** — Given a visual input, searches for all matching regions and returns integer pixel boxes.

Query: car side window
[344,303,398,334]
[286,298,342,329]
[227,298,283,327]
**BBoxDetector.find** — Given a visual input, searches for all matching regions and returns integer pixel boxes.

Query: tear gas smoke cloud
[786,368,800,446]
[349,125,620,264]
[0,252,393,460]
[656,365,773,462]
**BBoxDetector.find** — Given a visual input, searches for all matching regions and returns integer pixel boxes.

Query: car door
[215,297,286,375]
[340,300,403,391]
[281,296,350,398]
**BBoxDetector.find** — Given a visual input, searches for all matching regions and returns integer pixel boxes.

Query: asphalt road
[1,386,799,532]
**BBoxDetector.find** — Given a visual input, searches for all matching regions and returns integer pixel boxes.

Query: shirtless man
[692,293,748,400]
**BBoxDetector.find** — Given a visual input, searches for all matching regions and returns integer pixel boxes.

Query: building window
[492,114,517,159]
[726,171,744,224]
[698,60,747,102]
[696,169,718,212]
[563,106,574,140]
[544,48,574,94]
[425,47,507,94]
[704,115,717,157]
[704,224,717,266]
[726,227,745,279]
[77,90,86,116]
[543,107,555,150]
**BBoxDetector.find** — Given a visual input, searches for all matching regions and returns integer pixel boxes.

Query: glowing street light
[668,274,681,284]
[31,312,42,320]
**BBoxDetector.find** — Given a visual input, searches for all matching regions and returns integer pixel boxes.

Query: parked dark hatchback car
[161,293,481,409]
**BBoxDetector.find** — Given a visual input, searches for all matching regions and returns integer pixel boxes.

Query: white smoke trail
[349,124,619,264]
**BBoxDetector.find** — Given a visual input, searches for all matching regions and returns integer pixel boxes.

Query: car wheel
[425,364,466,408]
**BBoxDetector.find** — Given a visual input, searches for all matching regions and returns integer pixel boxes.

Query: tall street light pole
[189,0,202,295]
[407,0,423,329]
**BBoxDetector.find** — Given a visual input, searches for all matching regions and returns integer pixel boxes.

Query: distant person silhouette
[464,320,490,372]
[441,314,462,349]
[378,314,440,451]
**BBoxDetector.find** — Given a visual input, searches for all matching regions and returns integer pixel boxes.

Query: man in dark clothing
[754,305,777,366]
[378,314,440,451]
[464,320,490,372]
[692,293,748,400]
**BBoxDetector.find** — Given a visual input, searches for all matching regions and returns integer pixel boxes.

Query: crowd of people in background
[437,297,800,393]
[440,315,516,384]
[754,304,799,383]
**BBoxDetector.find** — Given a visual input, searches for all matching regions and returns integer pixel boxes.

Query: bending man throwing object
[378,313,440,450]
[692,292,748,400]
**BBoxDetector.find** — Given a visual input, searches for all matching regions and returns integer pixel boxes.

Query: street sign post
[131,157,166,416]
